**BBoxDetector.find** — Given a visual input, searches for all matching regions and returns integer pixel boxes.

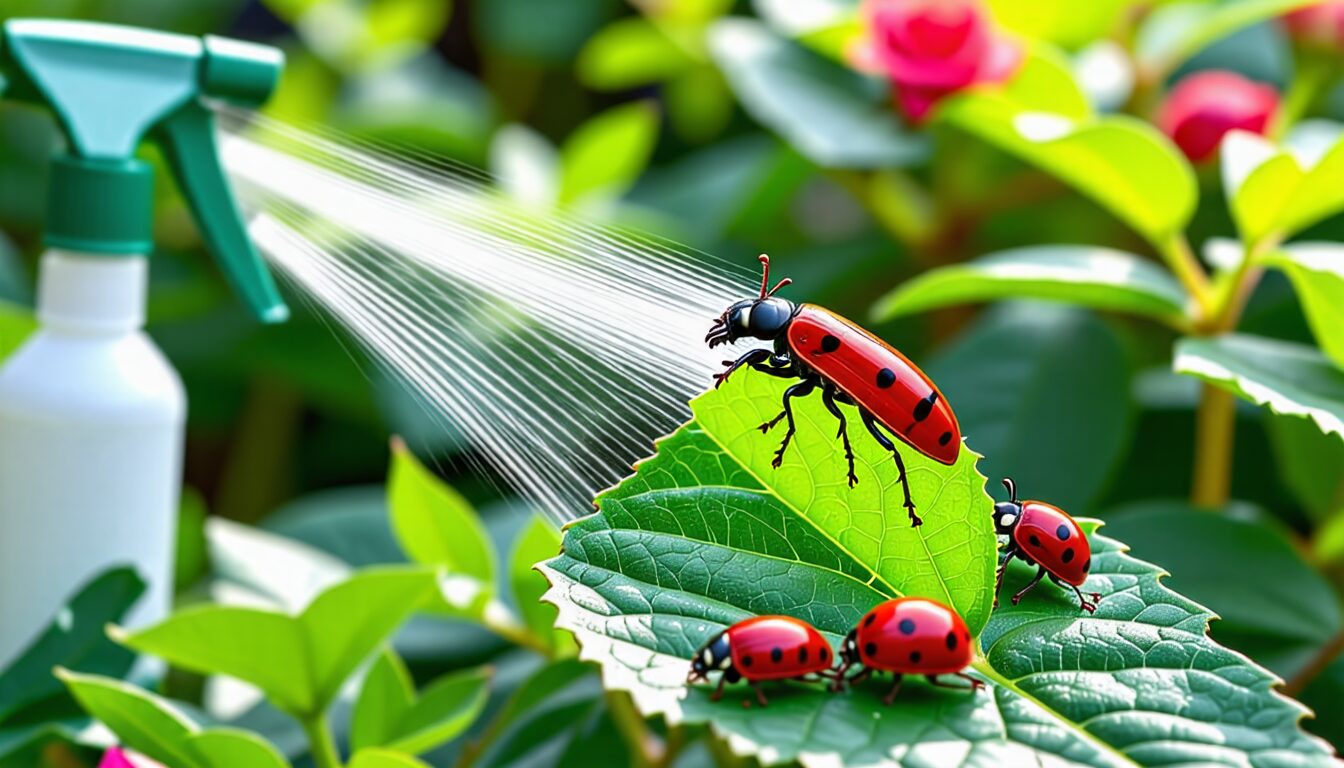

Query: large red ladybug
[687,615,836,706]
[833,597,982,704]
[705,255,960,526]
[993,478,1102,613]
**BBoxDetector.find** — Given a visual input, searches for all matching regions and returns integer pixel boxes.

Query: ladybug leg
[927,673,984,693]
[769,379,818,468]
[713,348,771,388]
[859,411,921,526]
[1010,565,1047,606]
[709,673,729,702]
[881,674,905,706]
[821,384,859,488]
[992,543,1019,609]
[1051,575,1101,613]
[750,680,770,708]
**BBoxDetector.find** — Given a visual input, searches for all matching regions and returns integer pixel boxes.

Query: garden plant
[0,0,1343,767]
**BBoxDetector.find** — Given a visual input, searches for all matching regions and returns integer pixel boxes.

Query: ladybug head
[840,628,860,667]
[994,477,1022,534]
[687,631,732,684]
[706,255,796,348]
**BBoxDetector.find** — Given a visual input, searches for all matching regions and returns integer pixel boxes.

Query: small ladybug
[687,615,837,707]
[706,255,961,527]
[833,597,982,704]
[993,478,1102,613]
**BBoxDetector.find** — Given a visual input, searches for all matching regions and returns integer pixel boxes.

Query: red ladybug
[687,615,836,707]
[706,256,960,526]
[833,597,982,704]
[993,478,1102,613]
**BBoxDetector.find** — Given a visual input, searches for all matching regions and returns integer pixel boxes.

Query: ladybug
[687,615,837,707]
[993,478,1102,613]
[705,255,960,526]
[833,597,982,704]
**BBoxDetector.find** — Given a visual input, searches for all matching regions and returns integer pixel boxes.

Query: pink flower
[99,748,136,768]
[852,0,1021,123]
[1282,1,1344,49]
[1157,71,1279,163]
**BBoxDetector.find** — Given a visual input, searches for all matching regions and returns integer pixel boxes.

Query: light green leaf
[1175,334,1344,442]
[708,19,928,169]
[940,97,1196,245]
[577,18,697,89]
[1268,413,1344,522]
[58,671,289,768]
[510,516,570,655]
[1226,126,1344,244]
[350,748,432,768]
[1136,0,1317,77]
[0,301,35,363]
[352,649,414,752]
[558,101,661,205]
[117,567,435,717]
[928,304,1133,513]
[544,500,1337,765]
[751,0,860,59]
[1264,243,1344,366]
[987,0,1129,49]
[389,438,494,584]
[872,246,1190,327]
[0,567,143,723]
[996,45,1093,118]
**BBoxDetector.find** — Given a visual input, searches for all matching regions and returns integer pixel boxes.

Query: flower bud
[1282,1,1344,50]
[1157,71,1279,163]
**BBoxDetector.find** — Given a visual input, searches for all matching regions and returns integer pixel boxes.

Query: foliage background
[0,0,1342,765]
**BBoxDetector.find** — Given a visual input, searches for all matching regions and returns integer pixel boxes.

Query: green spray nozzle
[0,20,289,323]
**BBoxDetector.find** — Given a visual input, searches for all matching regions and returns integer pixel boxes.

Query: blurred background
[0,0,1342,761]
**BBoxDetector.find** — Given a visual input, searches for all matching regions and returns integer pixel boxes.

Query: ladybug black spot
[939,431,953,446]
[898,618,916,635]
[1028,535,1042,548]
[864,613,876,627]
[1062,547,1075,563]
[821,335,841,353]
[771,647,783,663]
[1083,557,1092,573]
[742,655,753,667]
[945,631,958,650]
[913,392,937,421]
[798,647,808,664]
[909,651,922,664]
[1057,524,1070,541]
[864,642,877,658]
[820,647,829,661]
[876,368,896,389]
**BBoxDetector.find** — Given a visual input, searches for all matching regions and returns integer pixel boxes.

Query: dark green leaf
[708,19,928,169]
[872,246,1190,328]
[1268,413,1344,522]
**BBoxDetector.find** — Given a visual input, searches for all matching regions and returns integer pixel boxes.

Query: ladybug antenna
[757,254,792,299]
[1001,478,1017,503]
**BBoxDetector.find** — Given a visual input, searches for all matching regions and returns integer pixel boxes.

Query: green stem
[1158,235,1216,320]
[1284,628,1344,697]
[1190,384,1237,509]
[301,713,342,768]
[1271,52,1336,140]
[605,690,661,768]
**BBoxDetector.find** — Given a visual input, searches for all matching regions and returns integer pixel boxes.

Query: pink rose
[1282,1,1344,49]
[853,0,1021,123]
[1157,71,1279,163]
[99,748,136,768]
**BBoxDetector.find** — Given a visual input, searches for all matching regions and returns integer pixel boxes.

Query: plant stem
[1191,384,1237,508]
[1159,235,1216,319]
[301,713,343,768]
[605,689,662,768]
[1284,629,1344,697]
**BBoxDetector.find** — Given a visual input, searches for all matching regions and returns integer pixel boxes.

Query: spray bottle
[0,20,287,665]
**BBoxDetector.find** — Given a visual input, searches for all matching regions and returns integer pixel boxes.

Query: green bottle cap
[45,154,154,254]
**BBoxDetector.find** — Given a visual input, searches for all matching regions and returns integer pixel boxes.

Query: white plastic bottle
[0,251,184,667]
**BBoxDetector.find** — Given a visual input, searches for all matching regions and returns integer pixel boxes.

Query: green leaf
[1136,0,1317,77]
[986,0,1129,49]
[708,19,928,169]
[352,646,491,755]
[389,438,494,592]
[467,659,605,768]
[940,98,1196,245]
[58,671,289,768]
[1264,242,1344,366]
[0,567,144,723]
[751,0,860,59]
[872,246,1190,328]
[350,748,433,768]
[558,101,661,205]
[510,516,570,655]
[544,505,1336,764]
[352,649,415,752]
[1175,334,1344,442]
[0,301,35,364]
[577,18,697,89]
[1268,412,1344,522]
[1103,501,1341,677]
[926,304,1134,512]
[1225,126,1344,244]
[117,567,435,717]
